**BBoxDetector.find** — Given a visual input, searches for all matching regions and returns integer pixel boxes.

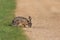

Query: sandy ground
[15,0,60,40]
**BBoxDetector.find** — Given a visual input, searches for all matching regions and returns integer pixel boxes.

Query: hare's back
[14,16,29,24]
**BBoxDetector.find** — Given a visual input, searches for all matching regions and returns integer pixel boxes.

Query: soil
[15,0,60,40]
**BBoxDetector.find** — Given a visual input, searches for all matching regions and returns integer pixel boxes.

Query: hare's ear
[28,16,32,20]
[28,16,32,22]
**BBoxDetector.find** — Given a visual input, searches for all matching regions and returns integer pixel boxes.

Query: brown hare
[11,16,32,28]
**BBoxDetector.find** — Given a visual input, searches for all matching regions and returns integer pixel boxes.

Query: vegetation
[0,0,27,40]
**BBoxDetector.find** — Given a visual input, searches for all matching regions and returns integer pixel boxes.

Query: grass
[0,0,27,40]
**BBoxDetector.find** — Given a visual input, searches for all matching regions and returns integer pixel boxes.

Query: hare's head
[28,16,32,27]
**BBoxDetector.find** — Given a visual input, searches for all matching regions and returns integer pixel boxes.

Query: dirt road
[15,0,60,40]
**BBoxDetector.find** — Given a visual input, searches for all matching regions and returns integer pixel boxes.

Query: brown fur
[12,16,32,28]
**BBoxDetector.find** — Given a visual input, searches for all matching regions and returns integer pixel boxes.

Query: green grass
[0,0,27,40]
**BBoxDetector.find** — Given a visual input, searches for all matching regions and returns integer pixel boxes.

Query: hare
[11,16,32,28]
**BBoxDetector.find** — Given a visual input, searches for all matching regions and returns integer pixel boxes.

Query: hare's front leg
[22,24,26,28]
